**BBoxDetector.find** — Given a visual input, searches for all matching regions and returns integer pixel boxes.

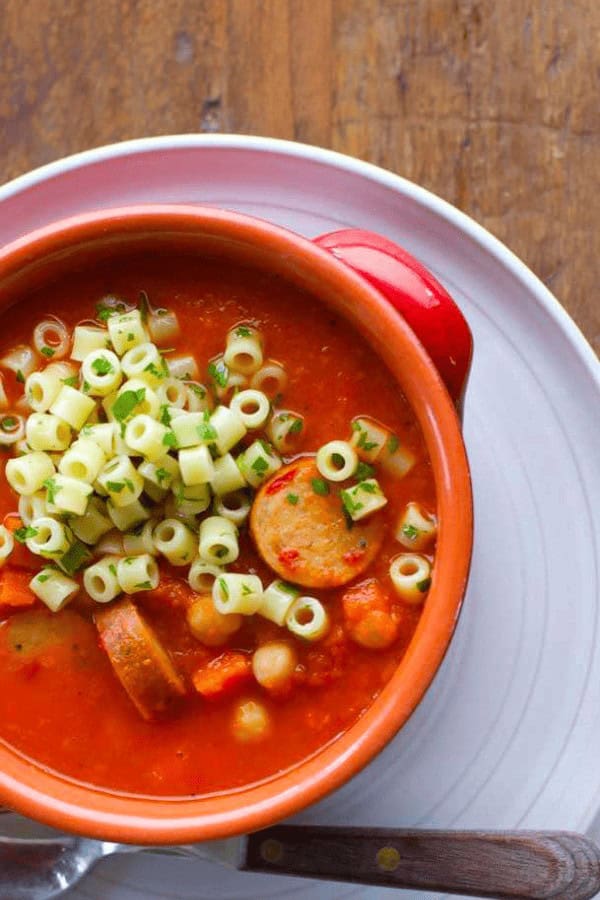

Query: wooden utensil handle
[244,827,600,899]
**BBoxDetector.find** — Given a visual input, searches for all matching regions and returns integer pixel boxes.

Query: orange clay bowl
[0,206,472,844]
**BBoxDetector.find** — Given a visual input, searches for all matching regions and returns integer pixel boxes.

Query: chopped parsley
[82,380,91,393]
[259,439,274,457]
[235,326,252,337]
[340,489,363,515]
[108,563,117,576]
[127,332,135,341]
[162,431,177,448]
[288,417,303,434]
[402,523,419,542]
[208,360,229,389]
[144,361,165,379]
[112,388,146,422]
[96,299,126,322]
[311,478,329,496]
[14,525,38,544]
[107,481,125,493]
[186,382,206,398]
[196,421,217,443]
[286,492,299,505]
[218,576,229,598]
[15,370,25,384]
[251,456,269,475]
[241,582,253,595]
[37,571,52,583]
[124,478,135,492]
[159,404,171,426]
[279,581,299,596]
[387,434,400,454]
[332,452,345,469]
[59,541,91,575]
[134,580,153,590]
[155,467,170,485]
[215,547,228,559]
[91,356,114,376]
[355,461,375,480]
[41,346,55,358]
[61,376,78,387]
[43,477,60,504]
[417,577,432,593]
[357,432,378,452]
[358,480,378,494]
[0,417,17,432]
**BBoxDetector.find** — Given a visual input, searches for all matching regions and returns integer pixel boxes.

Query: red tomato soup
[0,254,436,797]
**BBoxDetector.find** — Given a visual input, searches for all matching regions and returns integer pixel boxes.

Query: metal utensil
[2,826,600,899]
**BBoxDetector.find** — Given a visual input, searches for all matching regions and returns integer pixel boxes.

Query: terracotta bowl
[0,206,473,844]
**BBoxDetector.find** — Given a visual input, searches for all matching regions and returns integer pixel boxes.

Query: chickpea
[252,641,297,693]
[186,593,242,647]
[231,699,271,743]
[349,610,398,650]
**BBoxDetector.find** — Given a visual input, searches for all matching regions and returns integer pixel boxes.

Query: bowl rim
[0,204,472,843]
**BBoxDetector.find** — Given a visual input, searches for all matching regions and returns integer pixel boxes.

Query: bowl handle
[313,229,473,410]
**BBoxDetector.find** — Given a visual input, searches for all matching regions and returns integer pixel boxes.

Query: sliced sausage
[95,599,186,720]
[250,458,385,589]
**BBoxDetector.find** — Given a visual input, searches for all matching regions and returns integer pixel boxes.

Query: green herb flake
[82,380,91,393]
[91,356,114,376]
[112,388,146,422]
[251,455,269,476]
[155,467,170,485]
[241,583,252,596]
[387,434,400,454]
[208,360,229,389]
[62,376,78,387]
[358,431,378,452]
[124,478,134,493]
[14,525,38,544]
[162,431,177,448]
[235,326,252,338]
[259,439,274,457]
[288,418,303,434]
[355,461,375,480]
[218,576,229,598]
[127,332,135,341]
[59,541,90,575]
[358,480,378,494]
[124,557,135,565]
[340,489,363,515]
[417,577,432,593]
[41,346,55,358]
[15,370,25,384]
[402,523,419,542]
[144,361,164,379]
[108,563,117,576]
[215,547,228,559]
[286,492,299,505]
[187,382,205,398]
[107,481,125,493]
[311,478,330,496]
[134,580,152,590]
[37,571,51,583]
[0,417,17,432]
[279,581,299,596]
[43,477,60,504]
[159,404,172,426]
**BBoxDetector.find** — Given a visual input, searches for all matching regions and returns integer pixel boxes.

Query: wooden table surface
[1,0,598,353]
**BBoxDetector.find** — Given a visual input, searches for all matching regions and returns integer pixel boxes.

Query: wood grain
[245,826,600,899]
[0,0,598,351]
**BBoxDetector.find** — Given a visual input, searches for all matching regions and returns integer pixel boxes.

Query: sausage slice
[95,599,186,720]
[250,458,385,589]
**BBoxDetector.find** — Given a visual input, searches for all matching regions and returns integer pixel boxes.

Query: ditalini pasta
[0,272,439,793]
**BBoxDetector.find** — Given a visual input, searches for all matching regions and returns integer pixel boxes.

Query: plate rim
[0,133,598,394]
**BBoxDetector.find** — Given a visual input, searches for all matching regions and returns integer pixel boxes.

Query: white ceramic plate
[0,136,599,900]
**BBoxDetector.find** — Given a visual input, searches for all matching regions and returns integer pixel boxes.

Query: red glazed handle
[313,229,473,407]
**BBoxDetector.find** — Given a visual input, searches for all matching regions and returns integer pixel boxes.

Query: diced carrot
[3,516,39,571]
[192,651,252,699]
[0,568,37,613]
[342,578,398,650]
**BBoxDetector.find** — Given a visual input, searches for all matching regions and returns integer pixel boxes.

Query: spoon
[2,826,600,899]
